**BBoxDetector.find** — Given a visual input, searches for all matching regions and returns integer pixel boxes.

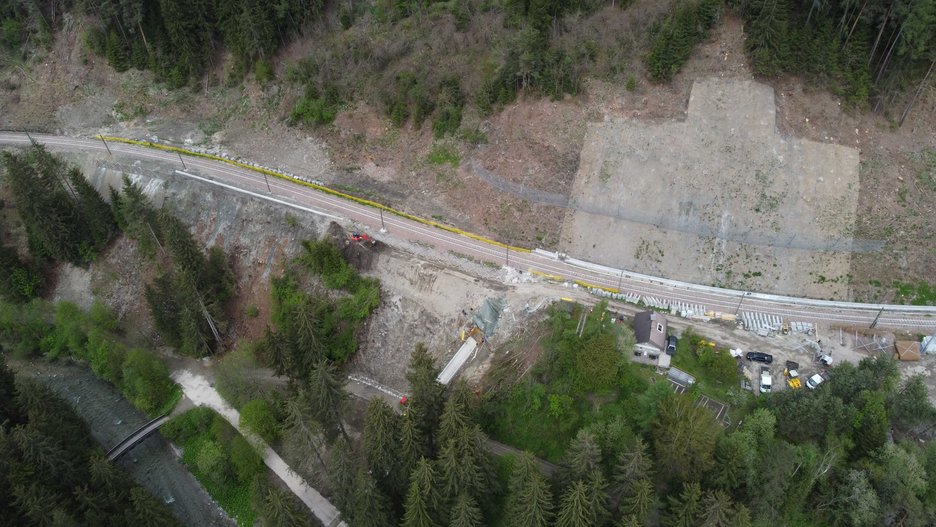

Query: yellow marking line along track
[103,136,531,253]
[2,132,935,330]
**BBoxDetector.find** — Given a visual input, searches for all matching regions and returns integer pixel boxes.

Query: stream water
[10,358,233,527]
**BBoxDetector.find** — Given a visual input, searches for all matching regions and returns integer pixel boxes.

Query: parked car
[666,335,678,355]
[806,373,825,389]
[760,366,773,394]
[746,351,773,364]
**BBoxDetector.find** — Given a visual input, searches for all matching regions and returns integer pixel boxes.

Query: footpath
[172,371,346,527]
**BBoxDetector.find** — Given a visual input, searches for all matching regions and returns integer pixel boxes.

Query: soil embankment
[9,359,232,527]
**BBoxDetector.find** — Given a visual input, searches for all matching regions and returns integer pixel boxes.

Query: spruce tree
[327,438,356,515]
[113,175,159,257]
[406,343,445,451]
[261,486,307,527]
[305,358,349,441]
[663,482,702,527]
[0,243,40,302]
[699,490,734,527]
[399,410,426,479]
[402,458,439,527]
[449,493,483,527]
[563,430,602,484]
[437,424,496,506]
[506,453,553,527]
[612,437,652,485]
[555,480,596,527]
[363,398,401,491]
[350,468,394,527]
[585,469,610,527]
[620,478,655,525]
[68,167,115,251]
[437,388,471,448]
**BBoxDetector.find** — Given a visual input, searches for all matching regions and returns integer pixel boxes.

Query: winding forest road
[2,131,935,331]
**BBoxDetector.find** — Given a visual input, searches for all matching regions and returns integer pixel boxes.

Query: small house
[633,311,667,358]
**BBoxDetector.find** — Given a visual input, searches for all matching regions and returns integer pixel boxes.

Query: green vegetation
[645,0,723,82]
[0,358,179,526]
[77,0,316,86]
[480,301,646,461]
[671,327,743,400]
[241,398,281,443]
[163,407,314,527]
[0,299,180,417]
[0,240,41,302]
[215,340,269,409]
[474,300,936,526]
[1,143,115,265]
[267,238,380,370]
[731,0,936,114]
[426,143,460,167]
[892,280,936,306]
[290,86,341,126]
[112,176,234,357]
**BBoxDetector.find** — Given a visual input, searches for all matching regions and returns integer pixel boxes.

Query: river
[10,358,233,527]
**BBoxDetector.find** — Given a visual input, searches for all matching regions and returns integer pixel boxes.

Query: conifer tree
[399,410,426,479]
[699,490,734,527]
[663,482,702,527]
[112,175,160,257]
[327,438,356,514]
[304,358,349,441]
[351,468,394,527]
[620,478,655,524]
[261,486,307,527]
[585,469,610,527]
[613,437,652,485]
[556,480,596,527]
[282,394,327,475]
[563,430,602,484]
[437,387,472,448]
[364,398,401,490]
[449,493,483,527]
[616,516,640,527]
[406,343,445,451]
[402,458,439,527]
[506,453,554,527]
[68,168,115,252]
[437,424,496,506]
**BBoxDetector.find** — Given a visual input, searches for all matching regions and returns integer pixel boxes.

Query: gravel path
[172,370,346,527]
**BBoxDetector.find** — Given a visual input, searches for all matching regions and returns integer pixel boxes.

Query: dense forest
[3,0,935,127]
[250,300,936,527]
[0,144,235,357]
[0,356,179,525]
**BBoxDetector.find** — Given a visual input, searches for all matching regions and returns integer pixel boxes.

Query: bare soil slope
[560,78,861,298]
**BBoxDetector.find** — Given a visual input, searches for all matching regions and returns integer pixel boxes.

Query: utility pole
[505,247,509,268]
[178,151,186,170]
[617,269,624,293]
[870,306,884,329]
[379,209,387,233]
[734,292,750,316]
[100,135,112,155]
[262,172,271,193]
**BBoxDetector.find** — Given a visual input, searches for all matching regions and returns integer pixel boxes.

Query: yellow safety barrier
[99,135,532,254]
[574,279,618,294]
[529,270,564,281]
